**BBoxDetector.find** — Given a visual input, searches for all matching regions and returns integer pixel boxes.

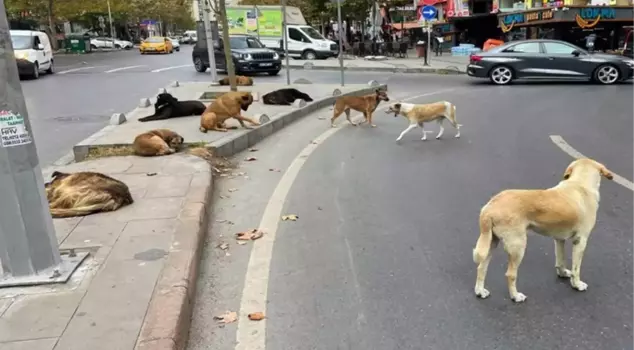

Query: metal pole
[107,0,115,48]
[0,0,87,288]
[203,0,218,82]
[254,6,260,40]
[281,0,290,85]
[336,0,344,86]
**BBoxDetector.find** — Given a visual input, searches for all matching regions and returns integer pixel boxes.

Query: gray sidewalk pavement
[284,54,469,74]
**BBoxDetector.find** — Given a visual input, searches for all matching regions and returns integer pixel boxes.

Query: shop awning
[392,21,422,30]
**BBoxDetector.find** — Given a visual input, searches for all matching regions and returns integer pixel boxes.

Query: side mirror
[36,43,44,50]
[572,50,581,57]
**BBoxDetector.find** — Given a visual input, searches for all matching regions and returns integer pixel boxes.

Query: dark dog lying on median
[262,88,313,106]
[139,92,206,122]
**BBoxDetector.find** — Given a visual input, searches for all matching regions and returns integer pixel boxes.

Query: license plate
[260,63,273,67]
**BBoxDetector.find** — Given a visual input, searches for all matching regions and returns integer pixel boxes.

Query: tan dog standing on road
[330,89,390,128]
[200,91,259,132]
[218,76,253,86]
[386,101,461,142]
[473,158,613,303]
[133,129,184,156]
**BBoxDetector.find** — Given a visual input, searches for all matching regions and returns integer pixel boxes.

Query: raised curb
[135,167,213,350]
[284,64,465,75]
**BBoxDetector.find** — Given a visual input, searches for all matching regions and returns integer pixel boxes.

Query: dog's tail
[473,213,493,264]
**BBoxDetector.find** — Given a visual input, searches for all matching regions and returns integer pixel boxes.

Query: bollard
[293,78,312,84]
[293,99,307,108]
[332,89,342,96]
[110,113,126,125]
[171,81,180,87]
[139,98,151,108]
[256,114,270,124]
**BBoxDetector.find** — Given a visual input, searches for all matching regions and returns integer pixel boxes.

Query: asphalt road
[188,75,633,350]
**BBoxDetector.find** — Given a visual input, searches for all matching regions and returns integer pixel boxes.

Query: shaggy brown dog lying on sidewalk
[45,171,133,218]
[200,91,260,132]
[331,89,390,128]
[218,76,253,86]
[133,129,184,156]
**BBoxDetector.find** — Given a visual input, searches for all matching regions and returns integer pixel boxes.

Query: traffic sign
[421,5,437,20]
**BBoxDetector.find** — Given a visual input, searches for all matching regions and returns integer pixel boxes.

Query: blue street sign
[421,6,437,21]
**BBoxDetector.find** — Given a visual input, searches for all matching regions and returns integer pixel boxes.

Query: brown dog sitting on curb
[133,129,184,156]
[331,89,390,128]
[218,76,253,86]
[200,91,260,132]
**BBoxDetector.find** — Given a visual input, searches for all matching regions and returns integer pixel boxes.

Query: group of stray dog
[45,76,616,304]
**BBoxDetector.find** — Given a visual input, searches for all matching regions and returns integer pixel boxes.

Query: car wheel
[31,63,39,80]
[194,57,207,72]
[45,60,54,74]
[302,50,317,60]
[594,64,620,85]
[268,70,280,76]
[489,65,514,85]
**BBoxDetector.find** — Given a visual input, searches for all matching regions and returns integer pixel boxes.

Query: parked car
[169,38,181,52]
[192,34,281,76]
[10,30,54,79]
[139,37,174,54]
[89,37,133,49]
[467,39,634,85]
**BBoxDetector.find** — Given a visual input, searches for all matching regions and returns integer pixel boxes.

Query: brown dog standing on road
[330,89,390,128]
[386,101,461,142]
[473,158,613,303]
[133,129,184,156]
[218,76,253,86]
[200,91,259,132]
[45,171,134,218]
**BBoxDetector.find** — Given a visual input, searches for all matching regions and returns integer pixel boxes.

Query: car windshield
[11,35,32,50]
[146,37,164,43]
[301,27,325,40]
[229,37,265,49]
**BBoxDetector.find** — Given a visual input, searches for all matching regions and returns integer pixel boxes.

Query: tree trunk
[47,0,58,50]
[218,0,237,91]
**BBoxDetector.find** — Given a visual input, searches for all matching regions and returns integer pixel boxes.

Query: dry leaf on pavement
[235,229,265,241]
[281,214,299,221]
[244,157,257,161]
[214,311,238,324]
[248,312,265,321]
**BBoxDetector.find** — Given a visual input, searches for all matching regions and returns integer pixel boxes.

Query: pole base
[0,250,89,288]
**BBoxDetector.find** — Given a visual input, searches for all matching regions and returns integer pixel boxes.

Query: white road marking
[57,66,95,75]
[234,88,456,350]
[150,64,190,73]
[550,135,633,191]
[105,65,145,73]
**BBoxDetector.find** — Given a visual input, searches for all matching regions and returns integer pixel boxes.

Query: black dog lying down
[139,93,206,122]
[262,88,313,106]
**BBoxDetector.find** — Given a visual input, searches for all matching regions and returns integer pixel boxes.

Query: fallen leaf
[217,243,229,250]
[228,188,238,192]
[248,312,265,321]
[237,241,248,245]
[214,311,238,324]
[248,148,259,152]
[244,157,257,161]
[281,214,299,221]
[236,229,265,241]
[146,172,157,176]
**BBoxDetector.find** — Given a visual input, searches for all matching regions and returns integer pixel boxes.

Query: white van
[10,30,54,79]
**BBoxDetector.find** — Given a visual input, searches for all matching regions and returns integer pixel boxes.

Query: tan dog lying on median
[473,158,613,303]
[133,129,184,156]
[386,101,461,142]
[199,91,259,132]
[330,89,390,128]
[218,76,253,86]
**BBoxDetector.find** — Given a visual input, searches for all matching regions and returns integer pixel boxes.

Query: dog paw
[556,267,572,278]
[571,280,588,291]
[475,287,490,299]
[511,293,527,303]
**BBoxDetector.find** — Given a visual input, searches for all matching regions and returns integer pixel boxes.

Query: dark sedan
[467,39,634,85]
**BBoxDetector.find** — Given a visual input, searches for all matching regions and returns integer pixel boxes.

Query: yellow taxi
[139,37,173,54]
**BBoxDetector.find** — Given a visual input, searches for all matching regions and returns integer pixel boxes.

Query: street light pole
[203,0,218,82]
[336,0,344,86]
[0,0,87,288]
[281,0,290,85]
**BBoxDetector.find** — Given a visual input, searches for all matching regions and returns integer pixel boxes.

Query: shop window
[504,42,541,53]
[543,42,577,54]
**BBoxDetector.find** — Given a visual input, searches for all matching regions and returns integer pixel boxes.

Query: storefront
[497,6,634,51]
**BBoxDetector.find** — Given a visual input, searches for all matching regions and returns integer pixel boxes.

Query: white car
[169,38,180,52]
[90,37,133,50]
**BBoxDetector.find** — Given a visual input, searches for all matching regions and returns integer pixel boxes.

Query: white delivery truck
[225,5,338,59]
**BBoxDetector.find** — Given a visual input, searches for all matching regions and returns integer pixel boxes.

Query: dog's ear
[599,165,613,180]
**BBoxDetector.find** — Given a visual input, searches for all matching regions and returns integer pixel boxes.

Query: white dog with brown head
[473,158,614,303]
[386,101,461,142]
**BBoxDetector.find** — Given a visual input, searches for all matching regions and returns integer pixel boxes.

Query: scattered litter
[269,168,281,172]
[214,311,238,324]
[248,148,258,152]
[217,243,229,250]
[281,214,299,221]
[237,241,248,246]
[236,229,265,241]
[228,188,238,192]
[146,172,157,176]
[244,157,257,161]
[248,312,265,321]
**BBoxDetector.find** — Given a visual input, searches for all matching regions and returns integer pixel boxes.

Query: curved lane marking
[550,135,633,191]
[234,88,456,350]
